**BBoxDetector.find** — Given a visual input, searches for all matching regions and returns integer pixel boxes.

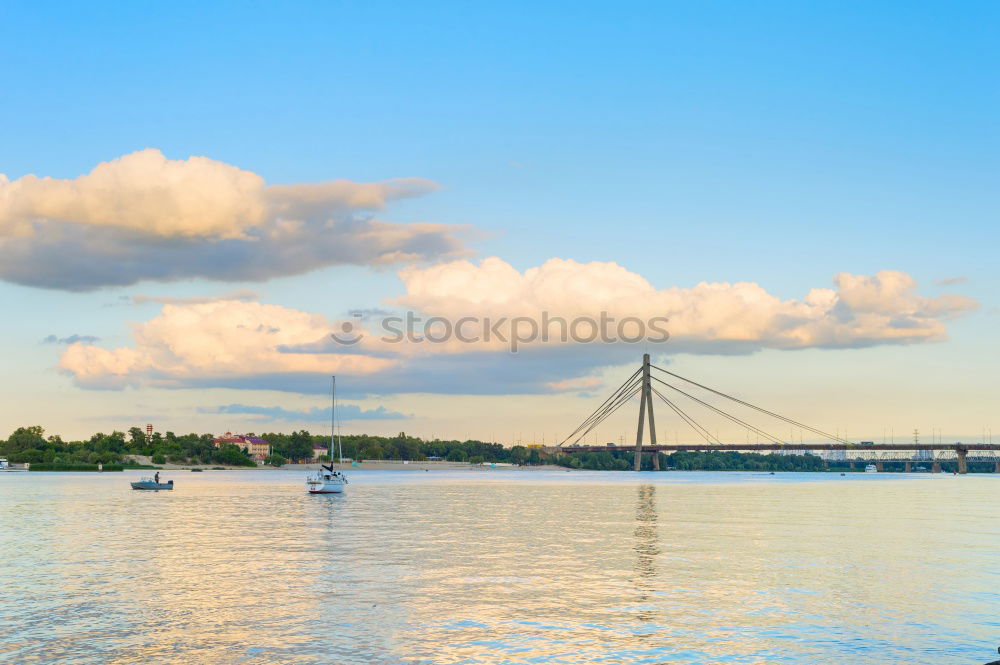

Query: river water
[1,469,997,664]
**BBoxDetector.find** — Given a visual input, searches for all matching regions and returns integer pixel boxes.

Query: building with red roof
[213,432,272,461]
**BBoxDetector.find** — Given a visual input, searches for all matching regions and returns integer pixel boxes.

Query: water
[1,469,998,664]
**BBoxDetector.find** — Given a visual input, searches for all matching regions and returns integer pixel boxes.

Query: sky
[1,1,997,445]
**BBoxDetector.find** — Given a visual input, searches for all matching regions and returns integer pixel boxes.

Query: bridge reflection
[633,484,660,626]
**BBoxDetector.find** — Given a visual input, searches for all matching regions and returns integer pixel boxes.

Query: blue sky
[1,2,997,443]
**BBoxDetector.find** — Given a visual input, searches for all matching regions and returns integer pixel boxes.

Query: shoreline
[125,458,581,472]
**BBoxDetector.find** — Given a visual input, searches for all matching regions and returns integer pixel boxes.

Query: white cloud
[59,299,393,389]
[0,149,467,290]
[395,258,979,350]
[58,258,978,394]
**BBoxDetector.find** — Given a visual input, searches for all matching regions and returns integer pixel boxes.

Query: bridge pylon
[633,353,657,471]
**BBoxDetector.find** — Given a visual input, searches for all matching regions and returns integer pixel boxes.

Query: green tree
[6,426,46,452]
[213,444,255,467]
[264,454,286,467]
[12,448,46,464]
[127,427,147,448]
[278,430,314,461]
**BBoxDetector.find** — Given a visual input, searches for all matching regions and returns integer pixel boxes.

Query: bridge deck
[560,443,1000,453]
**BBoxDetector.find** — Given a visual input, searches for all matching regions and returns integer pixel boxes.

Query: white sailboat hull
[306,469,347,494]
[306,479,346,494]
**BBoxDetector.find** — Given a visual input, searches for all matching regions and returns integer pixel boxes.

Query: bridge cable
[562,367,640,439]
[650,375,787,445]
[650,387,720,446]
[567,380,643,444]
[558,369,642,446]
[559,373,641,446]
[567,384,643,447]
[649,364,851,444]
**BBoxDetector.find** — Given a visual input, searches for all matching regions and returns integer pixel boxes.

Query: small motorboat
[131,476,174,490]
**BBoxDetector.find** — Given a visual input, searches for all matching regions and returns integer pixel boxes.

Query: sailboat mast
[330,376,337,464]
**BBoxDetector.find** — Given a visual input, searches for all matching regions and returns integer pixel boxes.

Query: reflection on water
[633,485,659,626]
[1,470,998,664]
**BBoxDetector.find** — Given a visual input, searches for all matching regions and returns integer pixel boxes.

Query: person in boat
[154,472,160,484]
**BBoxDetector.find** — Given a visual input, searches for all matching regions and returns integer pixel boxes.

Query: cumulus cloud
[0,149,467,290]
[59,300,393,389]
[202,403,408,422]
[395,258,979,351]
[57,258,977,395]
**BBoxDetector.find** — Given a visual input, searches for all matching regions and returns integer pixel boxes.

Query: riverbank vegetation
[2,425,995,472]
[549,450,827,471]
[0,426,546,468]
[28,463,124,472]
[1,425,257,467]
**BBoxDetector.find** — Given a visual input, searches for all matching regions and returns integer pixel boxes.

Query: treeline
[555,450,839,471]
[666,450,827,472]
[0,426,546,467]
[0,426,255,467]
[261,431,546,466]
[7,426,987,473]
[552,450,1000,472]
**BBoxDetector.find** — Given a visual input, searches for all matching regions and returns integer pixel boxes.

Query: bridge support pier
[995,461,1000,474]
[904,461,911,473]
[956,449,968,475]
[876,462,884,472]
[633,353,657,471]
[932,461,942,473]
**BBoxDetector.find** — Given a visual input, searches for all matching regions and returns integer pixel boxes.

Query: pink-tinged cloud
[0,149,468,290]
[59,300,394,389]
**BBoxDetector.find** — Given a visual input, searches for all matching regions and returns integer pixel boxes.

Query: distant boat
[131,476,174,490]
[864,464,878,473]
[1,458,26,472]
[306,376,348,495]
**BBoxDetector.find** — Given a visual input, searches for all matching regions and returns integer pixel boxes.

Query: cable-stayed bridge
[557,354,1000,474]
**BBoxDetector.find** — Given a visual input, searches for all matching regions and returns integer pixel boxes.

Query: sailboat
[306,376,348,494]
